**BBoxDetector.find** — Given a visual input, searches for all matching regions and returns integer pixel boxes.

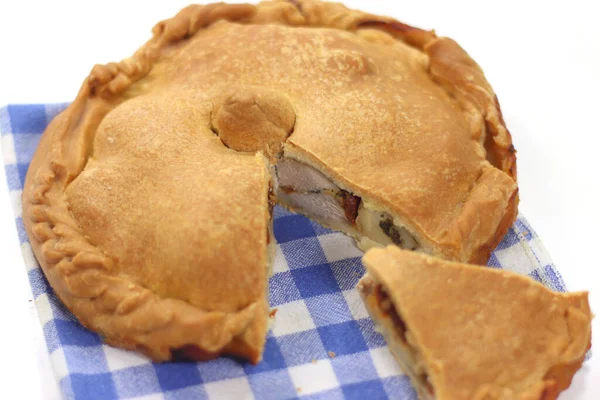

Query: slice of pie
[23,0,518,362]
[358,246,592,400]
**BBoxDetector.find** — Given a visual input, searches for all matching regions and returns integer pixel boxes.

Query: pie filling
[267,182,276,245]
[355,207,419,251]
[275,158,421,250]
[361,279,434,399]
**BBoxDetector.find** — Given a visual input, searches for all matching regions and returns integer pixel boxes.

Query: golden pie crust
[359,246,592,400]
[23,0,518,363]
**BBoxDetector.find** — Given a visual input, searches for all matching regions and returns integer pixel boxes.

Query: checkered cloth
[0,104,577,400]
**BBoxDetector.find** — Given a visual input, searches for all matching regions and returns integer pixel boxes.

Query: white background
[0,0,598,399]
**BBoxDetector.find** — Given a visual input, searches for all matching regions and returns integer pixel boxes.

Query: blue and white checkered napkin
[0,104,574,400]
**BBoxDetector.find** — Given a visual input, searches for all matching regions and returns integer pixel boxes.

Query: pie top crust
[23,0,517,362]
[361,246,592,400]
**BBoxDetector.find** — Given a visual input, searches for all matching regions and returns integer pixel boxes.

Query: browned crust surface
[360,247,592,400]
[23,0,518,362]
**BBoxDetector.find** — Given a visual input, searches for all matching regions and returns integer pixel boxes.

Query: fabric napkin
[1,104,577,400]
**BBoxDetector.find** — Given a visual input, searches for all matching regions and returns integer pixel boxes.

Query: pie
[358,246,592,400]
[23,0,518,363]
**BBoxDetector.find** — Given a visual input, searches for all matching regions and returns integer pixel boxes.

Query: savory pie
[23,0,518,363]
[359,246,592,400]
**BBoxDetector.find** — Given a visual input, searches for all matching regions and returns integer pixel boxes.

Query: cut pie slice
[358,246,592,400]
[23,0,518,363]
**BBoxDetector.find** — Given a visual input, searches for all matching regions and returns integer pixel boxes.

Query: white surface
[0,1,598,399]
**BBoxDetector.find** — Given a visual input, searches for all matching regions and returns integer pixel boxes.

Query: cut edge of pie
[275,144,518,265]
[23,0,518,363]
[358,246,592,400]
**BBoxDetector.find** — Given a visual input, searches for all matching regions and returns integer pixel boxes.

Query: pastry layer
[359,247,592,400]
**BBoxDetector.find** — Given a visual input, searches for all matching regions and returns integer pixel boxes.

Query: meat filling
[375,285,407,343]
[375,284,434,396]
[338,190,361,224]
[276,159,356,230]
[275,158,420,250]
[268,183,275,216]
[267,183,275,244]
